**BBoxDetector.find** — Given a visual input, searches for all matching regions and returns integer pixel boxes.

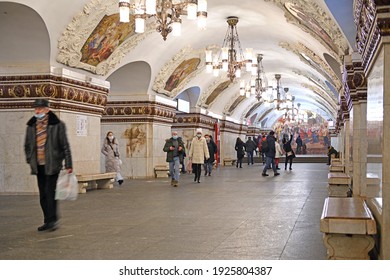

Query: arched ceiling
[0,0,356,128]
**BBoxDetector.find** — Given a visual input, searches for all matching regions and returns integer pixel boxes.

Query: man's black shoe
[262,173,269,177]
[274,173,280,176]
[37,222,58,232]
[37,224,48,231]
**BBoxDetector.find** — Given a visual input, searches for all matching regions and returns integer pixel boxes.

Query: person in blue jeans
[163,131,185,187]
[262,131,280,177]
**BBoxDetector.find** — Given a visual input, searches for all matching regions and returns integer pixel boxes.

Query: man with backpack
[262,131,280,177]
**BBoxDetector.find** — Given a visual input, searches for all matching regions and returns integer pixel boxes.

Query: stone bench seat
[328,172,351,185]
[329,163,344,172]
[320,197,376,259]
[223,158,236,166]
[154,164,169,178]
[328,172,352,197]
[76,172,117,194]
[154,164,183,178]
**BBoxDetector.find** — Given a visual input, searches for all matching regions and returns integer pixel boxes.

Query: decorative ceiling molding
[152,46,205,98]
[239,99,259,122]
[301,83,338,115]
[292,69,339,104]
[223,95,246,116]
[56,0,152,75]
[279,41,342,90]
[265,0,350,59]
[198,78,232,108]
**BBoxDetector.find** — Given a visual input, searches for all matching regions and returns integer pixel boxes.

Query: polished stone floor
[0,162,330,260]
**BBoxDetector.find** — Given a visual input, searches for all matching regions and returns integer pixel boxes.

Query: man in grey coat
[24,99,73,231]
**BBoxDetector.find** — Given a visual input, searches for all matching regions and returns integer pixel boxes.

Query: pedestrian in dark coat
[204,134,217,176]
[283,134,295,170]
[245,136,257,165]
[24,99,73,232]
[262,131,279,176]
[235,137,245,168]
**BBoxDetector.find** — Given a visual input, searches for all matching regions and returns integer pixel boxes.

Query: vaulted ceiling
[0,0,356,128]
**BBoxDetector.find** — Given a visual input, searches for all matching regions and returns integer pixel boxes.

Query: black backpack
[261,139,269,152]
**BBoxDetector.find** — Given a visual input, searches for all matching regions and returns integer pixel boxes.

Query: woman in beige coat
[189,128,210,183]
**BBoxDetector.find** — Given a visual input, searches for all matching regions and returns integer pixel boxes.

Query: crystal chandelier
[263,74,292,110]
[237,54,268,99]
[119,0,208,41]
[205,16,253,82]
[253,54,268,101]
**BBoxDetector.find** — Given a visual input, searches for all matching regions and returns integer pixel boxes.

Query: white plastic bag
[55,170,78,201]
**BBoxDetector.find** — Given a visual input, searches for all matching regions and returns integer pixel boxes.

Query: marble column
[381,44,390,259]
[354,0,390,259]
[0,68,109,194]
[345,57,368,197]
[101,98,177,178]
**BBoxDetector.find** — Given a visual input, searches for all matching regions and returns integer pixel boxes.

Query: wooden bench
[223,158,236,166]
[76,172,117,194]
[328,172,352,197]
[320,197,377,259]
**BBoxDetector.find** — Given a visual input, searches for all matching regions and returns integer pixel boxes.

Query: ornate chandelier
[263,74,292,110]
[253,54,268,101]
[119,0,208,41]
[205,16,253,82]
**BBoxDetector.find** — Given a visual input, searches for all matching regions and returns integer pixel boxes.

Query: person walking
[101,131,124,185]
[283,134,295,170]
[24,99,73,232]
[163,131,185,187]
[204,134,217,176]
[275,138,283,170]
[259,133,267,164]
[235,137,245,168]
[262,131,280,176]
[189,128,210,183]
[296,135,303,154]
[245,136,257,165]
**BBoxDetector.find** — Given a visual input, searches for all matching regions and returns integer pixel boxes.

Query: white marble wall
[0,109,101,194]
[101,122,172,178]
[220,131,246,161]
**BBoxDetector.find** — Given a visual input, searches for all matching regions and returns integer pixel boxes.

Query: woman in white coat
[274,138,284,170]
[189,128,210,183]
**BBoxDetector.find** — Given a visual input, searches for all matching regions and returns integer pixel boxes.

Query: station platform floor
[0,162,330,260]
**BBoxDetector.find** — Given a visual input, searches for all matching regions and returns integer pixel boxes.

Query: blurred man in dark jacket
[24,99,73,232]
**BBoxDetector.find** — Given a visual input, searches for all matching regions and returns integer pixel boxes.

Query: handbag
[186,159,193,173]
[55,170,78,201]
[287,151,294,157]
